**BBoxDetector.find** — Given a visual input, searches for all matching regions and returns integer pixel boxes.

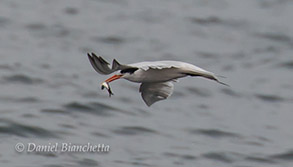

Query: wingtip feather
[112,59,121,70]
[217,80,230,87]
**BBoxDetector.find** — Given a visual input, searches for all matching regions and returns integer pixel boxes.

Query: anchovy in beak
[101,82,114,97]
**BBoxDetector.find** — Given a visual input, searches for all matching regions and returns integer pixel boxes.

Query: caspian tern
[87,52,228,106]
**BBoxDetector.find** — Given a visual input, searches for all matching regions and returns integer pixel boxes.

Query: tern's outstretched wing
[139,81,174,106]
[87,53,116,74]
[87,52,133,75]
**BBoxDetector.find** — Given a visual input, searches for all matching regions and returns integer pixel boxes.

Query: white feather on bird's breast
[123,67,188,83]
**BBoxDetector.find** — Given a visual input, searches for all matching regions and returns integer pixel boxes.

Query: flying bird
[87,52,228,106]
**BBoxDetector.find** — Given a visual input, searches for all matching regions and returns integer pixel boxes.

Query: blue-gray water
[1,0,293,166]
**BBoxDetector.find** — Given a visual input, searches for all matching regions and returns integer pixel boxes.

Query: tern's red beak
[105,74,122,83]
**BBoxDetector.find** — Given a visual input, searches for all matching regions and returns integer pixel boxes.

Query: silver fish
[101,82,114,97]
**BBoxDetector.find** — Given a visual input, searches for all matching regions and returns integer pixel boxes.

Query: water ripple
[188,128,241,139]
[269,150,293,161]
[76,158,99,167]
[0,96,40,103]
[0,64,14,71]
[220,88,242,97]
[2,74,44,85]
[186,87,212,98]
[63,102,112,117]
[0,119,58,138]
[201,152,244,163]
[113,160,152,167]
[0,16,11,27]
[256,32,292,44]
[255,94,285,103]
[62,101,133,117]
[189,16,222,25]
[202,152,278,164]
[43,164,64,167]
[63,7,79,15]
[245,156,276,164]
[163,152,197,161]
[112,126,157,136]
[278,61,293,70]
[91,36,125,45]
[189,16,245,28]
[41,109,69,115]
[26,23,71,38]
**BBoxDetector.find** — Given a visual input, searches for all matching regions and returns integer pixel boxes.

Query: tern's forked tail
[185,70,230,87]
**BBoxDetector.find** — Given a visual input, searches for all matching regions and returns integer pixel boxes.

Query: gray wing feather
[87,53,114,75]
[139,81,174,106]
[88,53,135,75]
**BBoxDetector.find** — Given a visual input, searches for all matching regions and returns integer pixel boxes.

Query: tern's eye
[120,67,139,74]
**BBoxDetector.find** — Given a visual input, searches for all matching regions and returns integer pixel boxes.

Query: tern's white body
[87,53,227,106]
[123,61,214,83]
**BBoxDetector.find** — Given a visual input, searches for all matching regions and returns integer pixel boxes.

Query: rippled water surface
[1,0,293,166]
